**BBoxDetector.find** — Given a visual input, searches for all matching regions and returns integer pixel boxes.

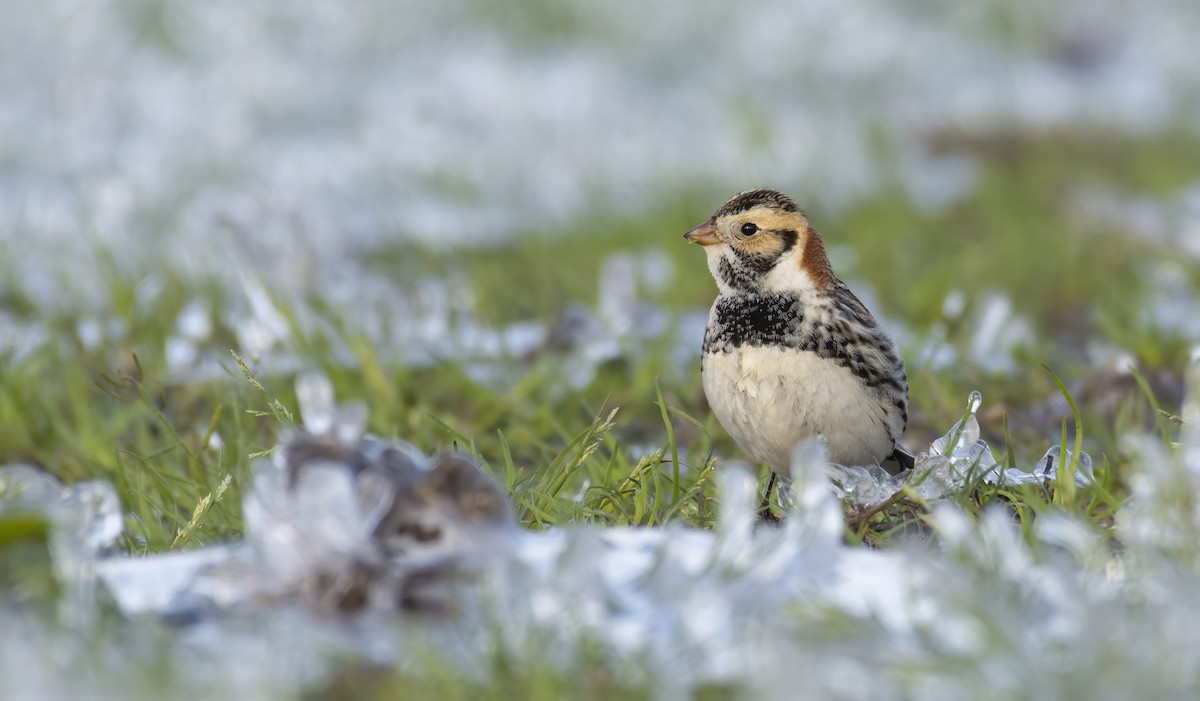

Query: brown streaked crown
[711,188,802,220]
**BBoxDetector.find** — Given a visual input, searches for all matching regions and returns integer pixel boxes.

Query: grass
[0,125,1196,697]
[3,128,1192,537]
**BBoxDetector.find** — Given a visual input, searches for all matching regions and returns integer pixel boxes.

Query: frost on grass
[127,372,515,616]
[154,248,703,397]
[3,0,1198,387]
[4,366,1200,699]
[5,0,1196,291]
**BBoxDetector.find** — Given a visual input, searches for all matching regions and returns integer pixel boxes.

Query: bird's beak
[683,221,720,246]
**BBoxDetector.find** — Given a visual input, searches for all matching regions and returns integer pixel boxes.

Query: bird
[684,188,912,517]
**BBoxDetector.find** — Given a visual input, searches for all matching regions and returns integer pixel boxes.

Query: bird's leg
[758,471,779,523]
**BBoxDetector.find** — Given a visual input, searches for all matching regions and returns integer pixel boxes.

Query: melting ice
[7,365,1200,699]
[829,390,1094,508]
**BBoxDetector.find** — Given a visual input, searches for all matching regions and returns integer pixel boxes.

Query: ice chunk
[58,481,124,552]
[72,379,518,617]
[165,337,198,369]
[373,451,514,562]
[1035,514,1107,569]
[1032,445,1095,487]
[1,466,128,627]
[715,464,757,560]
[1117,430,1196,556]
[97,545,244,615]
[239,274,292,352]
[244,459,376,587]
[333,401,368,444]
[978,444,1096,489]
[827,391,998,507]
[296,372,337,435]
[911,391,997,499]
[240,415,515,612]
[970,294,1034,373]
[598,253,637,338]
[827,463,905,507]
[0,465,64,507]
[0,467,123,555]
[788,439,845,547]
[165,300,215,371]
[176,299,213,340]
[930,390,983,458]
[1115,349,1200,556]
[943,288,967,319]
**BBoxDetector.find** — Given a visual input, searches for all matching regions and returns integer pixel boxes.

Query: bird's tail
[881,446,915,474]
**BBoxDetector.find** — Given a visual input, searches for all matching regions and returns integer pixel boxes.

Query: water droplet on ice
[967,390,982,414]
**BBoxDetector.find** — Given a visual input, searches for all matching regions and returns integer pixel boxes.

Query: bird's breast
[701,344,898,471]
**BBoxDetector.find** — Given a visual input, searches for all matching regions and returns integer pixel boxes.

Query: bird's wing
[831,282,879,329]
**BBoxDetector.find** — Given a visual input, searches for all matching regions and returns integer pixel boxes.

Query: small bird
[684,189,911,515]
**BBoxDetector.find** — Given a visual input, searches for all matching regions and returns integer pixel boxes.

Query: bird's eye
[740,222,759,236]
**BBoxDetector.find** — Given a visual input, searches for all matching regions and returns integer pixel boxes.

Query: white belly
[702,346,893,473]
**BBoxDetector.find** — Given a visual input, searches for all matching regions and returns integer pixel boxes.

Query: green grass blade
[655,378,681,504]
[1044,365,1082,510]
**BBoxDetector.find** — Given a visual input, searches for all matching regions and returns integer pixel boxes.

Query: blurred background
[2,0,1199,485]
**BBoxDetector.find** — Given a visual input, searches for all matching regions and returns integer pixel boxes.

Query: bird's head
[684,188,834,294]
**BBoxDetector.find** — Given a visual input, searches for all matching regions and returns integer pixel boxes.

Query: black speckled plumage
[703,292,802,352]
[702,284,908,446]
